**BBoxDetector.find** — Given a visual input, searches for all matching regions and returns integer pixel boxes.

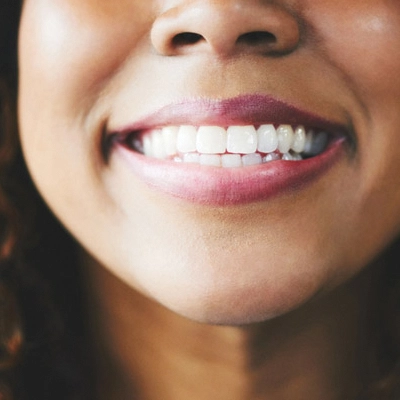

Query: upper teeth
[135,124,329,166]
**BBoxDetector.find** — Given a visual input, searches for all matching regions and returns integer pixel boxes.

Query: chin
[130,257,331,326]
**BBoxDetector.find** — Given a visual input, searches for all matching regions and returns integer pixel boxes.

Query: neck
[82,254,375,400]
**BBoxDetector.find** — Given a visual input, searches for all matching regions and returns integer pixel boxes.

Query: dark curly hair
[1,1,400,400]
[0,1,92,399]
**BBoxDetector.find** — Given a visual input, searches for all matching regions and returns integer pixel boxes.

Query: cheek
[18,0,151,114]
[307,1,400,99]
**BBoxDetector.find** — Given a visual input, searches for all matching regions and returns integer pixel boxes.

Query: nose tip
[151,1,301,57]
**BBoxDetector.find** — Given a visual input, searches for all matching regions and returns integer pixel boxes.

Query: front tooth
[257,124,278,153]
[242,153,262,166]
[200,154,221,166]
[222,154,242,168]
[197,126,227,154]
[291,126,306,153]
[177,125,197,153]
[162,126,179,156]
[277,125,294,153]
[227,125,257,154]
[152,130,167,159]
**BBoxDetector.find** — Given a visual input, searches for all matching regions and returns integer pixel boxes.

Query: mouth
[122,123,330,167]
[106,95,350,205]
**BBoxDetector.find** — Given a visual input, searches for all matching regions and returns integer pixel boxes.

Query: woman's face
[18,0,400,324]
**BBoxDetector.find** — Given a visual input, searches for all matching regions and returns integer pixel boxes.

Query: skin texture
[15,1,400,398]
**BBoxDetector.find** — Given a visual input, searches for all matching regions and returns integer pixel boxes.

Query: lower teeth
[171,151,302,167]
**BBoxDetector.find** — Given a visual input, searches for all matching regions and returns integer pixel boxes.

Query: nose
[151,0,301,57]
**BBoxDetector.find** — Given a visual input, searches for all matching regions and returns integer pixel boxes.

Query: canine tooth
[162,126,179,156]
[263,153,280,163]
[183,153,200,163]
[200,154,221,166]
[177,125,197,153]
[292,126,306,153]
[308,131,328,155]
[227,125,257,154]
[197,126,226,154]
[277,125,294,153]
[242,153,262,166]
[257,124,278,153]
[143,135,153,157]
[222,154,242,168]
[152,130,167,159]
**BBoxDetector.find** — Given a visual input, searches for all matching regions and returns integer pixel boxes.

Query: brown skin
[16,0,400,398]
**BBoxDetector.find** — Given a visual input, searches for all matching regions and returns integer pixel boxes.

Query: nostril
[237,31,277,46]
[172,32,205,47]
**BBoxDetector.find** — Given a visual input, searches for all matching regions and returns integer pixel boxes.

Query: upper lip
[106,94,350,139]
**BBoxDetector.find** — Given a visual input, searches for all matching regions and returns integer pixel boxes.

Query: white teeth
[177,125,197,153]
[277,125,294,153]
[291,125,306,153]
[282,153,295,161]
[143,135,153,158]
[183,153,200,163]
[222,154,242,168]
[200,154,221,167]
[152,130,167,159]
[242,153,262,166]
[162,126,179,156]
[263,153,280,163]
[257,124,278,153]
[197,126,226,154]
[138,124,331,167]
[227,125,258,154]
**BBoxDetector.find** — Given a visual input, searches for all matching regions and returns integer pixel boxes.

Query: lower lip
[114,140,345,206]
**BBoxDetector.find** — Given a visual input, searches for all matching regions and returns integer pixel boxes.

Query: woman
[2,0,400,398]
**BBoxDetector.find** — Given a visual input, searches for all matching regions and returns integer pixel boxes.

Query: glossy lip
[107,94,349,134]
[107,95,349,206]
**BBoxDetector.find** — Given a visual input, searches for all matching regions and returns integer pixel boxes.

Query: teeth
[257,124,278,153]
[162,126,179,156]
[152,130,167,159]
[136,124,331,167]
[291,126,306,153]
[143,135,153,158]
[303,130,314,154]
[263,153,281,163]
[222,154,242,168]
[227,125,258,154]
[242,153,262,166]
[183,153,200,163]
[197,126,226,154]
[277,125,294,153]
[200,154,221,167]
[177,125,197,153]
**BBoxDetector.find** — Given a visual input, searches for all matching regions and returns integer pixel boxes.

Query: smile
[108,95,350,205]
[126,124,329,167]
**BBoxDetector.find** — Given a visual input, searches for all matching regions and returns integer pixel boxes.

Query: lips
[106,95,349,205]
